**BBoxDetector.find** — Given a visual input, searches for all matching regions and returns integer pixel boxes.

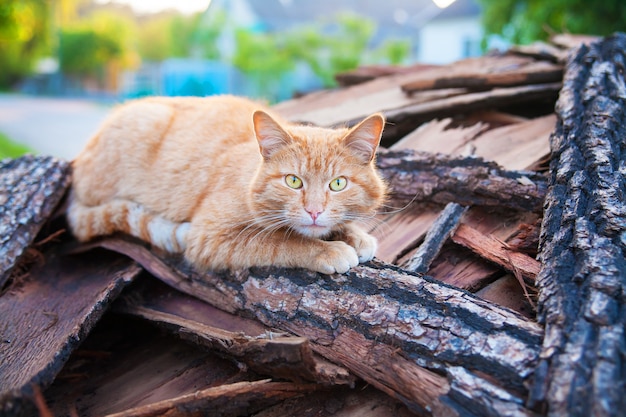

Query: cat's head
[249,111,387,238]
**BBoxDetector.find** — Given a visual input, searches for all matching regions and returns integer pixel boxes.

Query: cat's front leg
[335,224,378,263]
[184,224,359,274]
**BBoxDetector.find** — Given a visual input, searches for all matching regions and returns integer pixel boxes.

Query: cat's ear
[342,113,385,163]
[253,111,293,160]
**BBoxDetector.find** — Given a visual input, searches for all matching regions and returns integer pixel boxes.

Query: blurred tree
[288,13,376,87]
[233,28,295,98]
[59,10,137,86]
[477,0,626,44]
[374,39,412,65]
[0,0,51,88]
[137,11,224,61]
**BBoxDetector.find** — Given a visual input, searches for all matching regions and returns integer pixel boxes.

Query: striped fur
[67,95,387,274]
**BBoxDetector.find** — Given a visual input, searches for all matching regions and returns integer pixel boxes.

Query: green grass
[0,131,33,159]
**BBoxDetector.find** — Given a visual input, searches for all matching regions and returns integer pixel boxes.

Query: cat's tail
[67,196,190,253]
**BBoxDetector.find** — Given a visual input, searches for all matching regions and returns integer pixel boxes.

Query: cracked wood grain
[88,236,542,417]
[530,33,626,417]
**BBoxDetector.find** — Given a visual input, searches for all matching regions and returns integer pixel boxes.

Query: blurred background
[0,0,624,159]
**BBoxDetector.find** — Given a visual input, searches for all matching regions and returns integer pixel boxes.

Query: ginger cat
[68,95,387,274]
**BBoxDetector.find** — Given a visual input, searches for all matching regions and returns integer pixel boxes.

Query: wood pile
[1,33,624,417]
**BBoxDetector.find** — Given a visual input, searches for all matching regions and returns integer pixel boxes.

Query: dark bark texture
[376,148,548,212]
[89,237,543,417]
[530,33,626,416]
[0,156,71,287]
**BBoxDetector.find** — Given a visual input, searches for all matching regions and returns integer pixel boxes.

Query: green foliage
[60,10,137,79]
[0,0,51,89]
[287,13,377,87]
[0,132,33,159]
[233,29,296,98]
[375,39,412,65]
[477,0,626,44]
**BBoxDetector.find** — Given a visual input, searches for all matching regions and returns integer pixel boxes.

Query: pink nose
[307,209,322,222]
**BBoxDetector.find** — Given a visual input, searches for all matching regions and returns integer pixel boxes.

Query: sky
[98,0,212,14]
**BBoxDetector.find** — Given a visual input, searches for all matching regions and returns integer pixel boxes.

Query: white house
[206,0,484,64]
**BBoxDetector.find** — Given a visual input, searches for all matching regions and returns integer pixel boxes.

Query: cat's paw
[353,232,377,263]
[312,241,359,274]
[343,227,378,263]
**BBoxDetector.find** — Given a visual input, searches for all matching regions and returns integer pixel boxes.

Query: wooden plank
[401,55,563,93]
[44,313,245,417]
[104,380,318,417]
[469,114,555,170]
[476,274,535,319]
[370,207,439,264]
[392,117,488,154]
[0,250,141,415]
[335,63,440,87]
[0,155,71,287]
[451,223,541,282]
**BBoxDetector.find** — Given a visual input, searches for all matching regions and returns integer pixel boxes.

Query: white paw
[313,241,359,274]
[354,232,377,263]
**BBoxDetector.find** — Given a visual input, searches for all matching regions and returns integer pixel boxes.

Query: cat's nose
[306,209,323,222]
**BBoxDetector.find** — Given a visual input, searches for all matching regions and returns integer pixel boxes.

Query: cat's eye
[329,176,347,191]
[285,174,303,189]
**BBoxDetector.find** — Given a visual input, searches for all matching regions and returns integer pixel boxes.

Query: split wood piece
[476,274,535,319]
[465,113,555,171]
[371,207,440,264]
[0,250,141,416]
[114,279,354,386]
[255,383,415,417]
[335,63,441,87]
[530,34,626,416]
[508,42,569,64]
[89,236,543,417]
[0,155,71,287]
[451,223,541,284]
[403,202,468,274]
[45,314,249,417]
[376,148,548,212]
[391,117,489,154]
[103,379,319,417]
[383,82,561,140]
[401,55,563,93]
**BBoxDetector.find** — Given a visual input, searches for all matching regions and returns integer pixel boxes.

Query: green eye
[285,174,303,189]
[329,176,347,191]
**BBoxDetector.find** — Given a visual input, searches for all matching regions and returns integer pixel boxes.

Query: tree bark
[90,237,543,417]
[0,155,71,288]
[0,250,141,416]
[376,148,548,212]
[530,33,626,416]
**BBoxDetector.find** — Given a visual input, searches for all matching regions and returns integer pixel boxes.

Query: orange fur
[68,95,387,274]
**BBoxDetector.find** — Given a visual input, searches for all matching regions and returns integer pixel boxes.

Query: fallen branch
[376,148,548,212]
[115,279,354,386]
[0,155,71,287]
[529,33,626,416]
[91,236,543,417]
[403,202,467,273]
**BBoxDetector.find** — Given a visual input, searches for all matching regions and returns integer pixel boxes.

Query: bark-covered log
[530,33,626,416]
[0,155,71,287]
[114,279,355,386]
[88,237,543,417]
[403,202,467,273]
[376,148,548,212]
